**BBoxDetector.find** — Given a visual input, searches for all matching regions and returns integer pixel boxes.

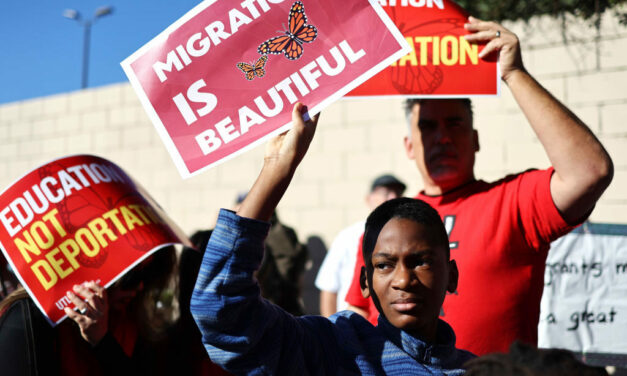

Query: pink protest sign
[122,0,410,178]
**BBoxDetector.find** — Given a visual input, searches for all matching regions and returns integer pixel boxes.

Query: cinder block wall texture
[1,13,626,249]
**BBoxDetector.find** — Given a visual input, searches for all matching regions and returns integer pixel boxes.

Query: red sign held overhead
[348,0,499,97]
[0,155,189,325]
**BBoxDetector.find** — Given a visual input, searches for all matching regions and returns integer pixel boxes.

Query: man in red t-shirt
[345,17,614,355]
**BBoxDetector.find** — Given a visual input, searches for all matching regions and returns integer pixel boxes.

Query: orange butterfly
[258,1,317,60]
[236,54,268,81]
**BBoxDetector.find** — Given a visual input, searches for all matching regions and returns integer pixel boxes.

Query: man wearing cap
[315,174,406,317]
[344,17,614,355]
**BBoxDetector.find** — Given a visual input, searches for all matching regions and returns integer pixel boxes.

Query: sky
[0,0,204,104]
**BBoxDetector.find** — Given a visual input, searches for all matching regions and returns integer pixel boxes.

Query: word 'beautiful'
[192,40,365,156]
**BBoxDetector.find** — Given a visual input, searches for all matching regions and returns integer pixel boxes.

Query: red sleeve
[516,168,579,250]
[344,234,368,309]
[344,234,379,325]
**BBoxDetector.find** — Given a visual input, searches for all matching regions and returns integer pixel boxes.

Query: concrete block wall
[1,13,626,250]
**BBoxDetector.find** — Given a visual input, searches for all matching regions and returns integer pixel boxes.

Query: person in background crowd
[234,192,308,316]
[168,230,232,376]
[0,255,19,300]
[0,246,177,376]
[315,174,406,317]
[191,103,475,375]
[344,16,614,355]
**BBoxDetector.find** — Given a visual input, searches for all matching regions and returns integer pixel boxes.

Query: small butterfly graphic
[258,1,317,60]
[236,54,268,80]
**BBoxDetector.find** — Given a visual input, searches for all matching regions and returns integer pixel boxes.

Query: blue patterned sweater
[191,209,475,375]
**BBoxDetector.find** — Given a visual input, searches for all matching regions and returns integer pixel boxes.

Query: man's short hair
[404,98,474,132]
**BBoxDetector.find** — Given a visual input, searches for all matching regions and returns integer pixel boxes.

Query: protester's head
[0,254,19,300]
[0,286,29,317]
[403,99,479,194]
[111,245,177,338]
[360,198,457,341]
[463,341,609,376]
[366,174,406,210]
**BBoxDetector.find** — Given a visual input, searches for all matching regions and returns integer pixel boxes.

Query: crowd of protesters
[0,16,618,376]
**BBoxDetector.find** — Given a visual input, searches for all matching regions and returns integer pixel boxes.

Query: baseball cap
[370,174,406,193]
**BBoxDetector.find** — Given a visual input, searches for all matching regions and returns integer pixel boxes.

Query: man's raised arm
[464,17,613,224]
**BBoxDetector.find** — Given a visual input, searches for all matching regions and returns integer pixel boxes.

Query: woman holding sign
[0,247,178,376]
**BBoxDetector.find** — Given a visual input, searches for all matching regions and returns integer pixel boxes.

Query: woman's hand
[64,281,109,346]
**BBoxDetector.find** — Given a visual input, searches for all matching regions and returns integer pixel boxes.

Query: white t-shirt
[315,221,365,312]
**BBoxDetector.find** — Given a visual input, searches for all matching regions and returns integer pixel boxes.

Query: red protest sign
[348,0,499,97]
[0,155,189,325]
[122,0,410,178]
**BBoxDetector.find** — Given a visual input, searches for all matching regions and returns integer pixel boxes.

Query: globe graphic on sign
[387,15,466,94]
[39,161,162,269]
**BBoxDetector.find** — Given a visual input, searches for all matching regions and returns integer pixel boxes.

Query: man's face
[364,218,457,340]
[366,186,404,210]
[404,100,478,194]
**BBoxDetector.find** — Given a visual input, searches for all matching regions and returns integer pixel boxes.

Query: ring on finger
[79,307,88,315]
[495,30,501,38]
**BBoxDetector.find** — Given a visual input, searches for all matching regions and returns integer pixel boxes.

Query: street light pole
[82,21,91,90]
[63,6,113,89]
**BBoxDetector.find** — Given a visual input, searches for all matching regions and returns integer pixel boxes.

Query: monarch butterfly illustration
[236,55,268,81]
[258,1,317,60]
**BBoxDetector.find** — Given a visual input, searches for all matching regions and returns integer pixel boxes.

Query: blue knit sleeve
[190,209,341,375]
